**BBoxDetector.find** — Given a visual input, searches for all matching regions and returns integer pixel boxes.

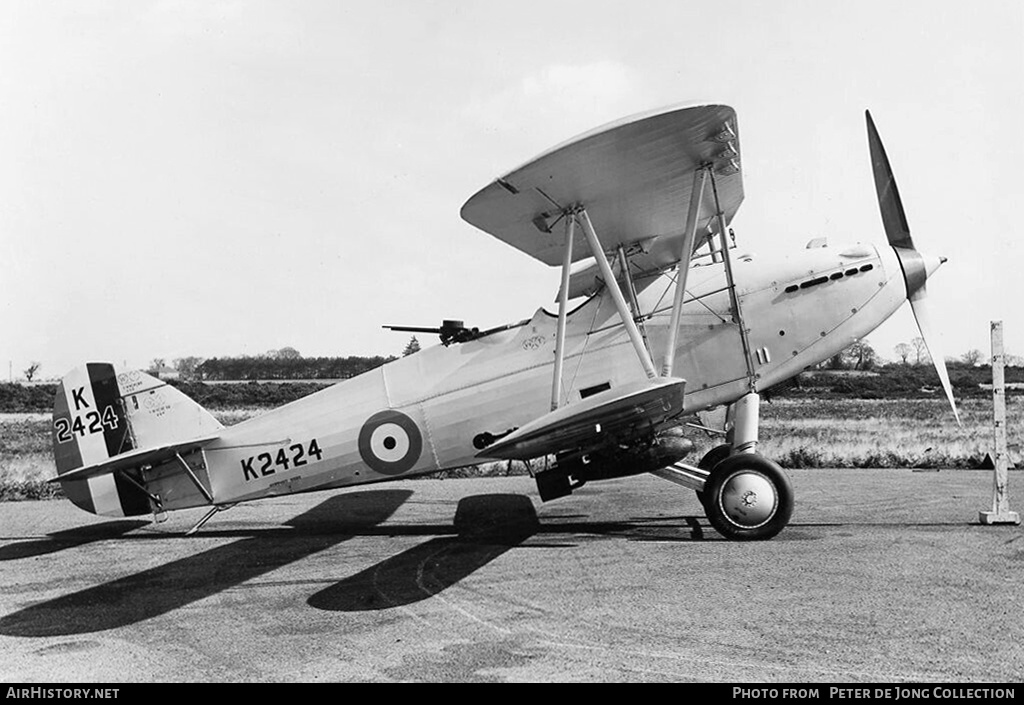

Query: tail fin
[52,363,223,516]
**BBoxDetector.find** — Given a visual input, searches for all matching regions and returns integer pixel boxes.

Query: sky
[2,0,1022,380]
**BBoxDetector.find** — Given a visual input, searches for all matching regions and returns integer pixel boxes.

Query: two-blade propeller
[866,110,960,424]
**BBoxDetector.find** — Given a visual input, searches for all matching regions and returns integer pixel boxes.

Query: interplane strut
[551,214,575,410]
[709,168,757,388]
[577,209,658,379]
[662,168,708,377]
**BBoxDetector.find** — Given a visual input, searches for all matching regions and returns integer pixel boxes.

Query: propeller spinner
[866,110,960,424]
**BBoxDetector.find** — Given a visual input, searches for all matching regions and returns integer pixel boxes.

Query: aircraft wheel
[699,444,732,470]
[695,444,731,508]
[703,453,793,541]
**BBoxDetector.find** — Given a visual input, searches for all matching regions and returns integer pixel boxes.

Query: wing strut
[616,244,652,357]
[709,169,757,388]
[662,167,709,377]
[578,209,658,379]
[551,214,576,410]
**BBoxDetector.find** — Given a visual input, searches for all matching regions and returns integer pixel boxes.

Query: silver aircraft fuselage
[139,239,931,512]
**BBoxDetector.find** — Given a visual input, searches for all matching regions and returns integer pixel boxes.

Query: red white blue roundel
[358,410,423,476]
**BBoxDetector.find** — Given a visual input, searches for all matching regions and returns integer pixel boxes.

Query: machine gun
[383,319,481,346]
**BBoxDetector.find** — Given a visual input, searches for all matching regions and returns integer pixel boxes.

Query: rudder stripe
[86,362,134,458]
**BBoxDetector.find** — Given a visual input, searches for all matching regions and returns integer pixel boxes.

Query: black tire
[698,444,732,470]
[695,444,732,508]
[703,453,794,541]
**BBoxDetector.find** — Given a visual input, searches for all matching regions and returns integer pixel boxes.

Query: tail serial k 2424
[50,104,959,540]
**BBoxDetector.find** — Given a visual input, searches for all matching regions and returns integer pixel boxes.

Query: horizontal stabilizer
[477,377,686,461]
[48,434,218,483]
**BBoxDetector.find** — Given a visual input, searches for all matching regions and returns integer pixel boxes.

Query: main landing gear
[701,392,793,541]
[700,451,793,541]
[655,392,794,540]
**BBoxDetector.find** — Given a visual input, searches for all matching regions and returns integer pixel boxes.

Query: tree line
[189,354,397,381]
[149,342,420,381]
[820,338,1019,373]
[2,357,1022,413]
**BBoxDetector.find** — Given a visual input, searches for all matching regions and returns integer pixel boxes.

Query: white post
[980,320,1020,525]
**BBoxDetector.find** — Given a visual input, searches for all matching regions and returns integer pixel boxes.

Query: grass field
[0,409,265,500]
[757,397,1021,468]
[2,398,1019,500]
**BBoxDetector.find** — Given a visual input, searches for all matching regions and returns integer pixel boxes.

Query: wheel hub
[719,471,777,528]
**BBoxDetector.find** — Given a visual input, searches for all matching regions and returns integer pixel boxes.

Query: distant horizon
[7,339,1019,386]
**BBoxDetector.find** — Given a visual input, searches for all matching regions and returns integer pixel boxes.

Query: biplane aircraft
[50,104,958,540]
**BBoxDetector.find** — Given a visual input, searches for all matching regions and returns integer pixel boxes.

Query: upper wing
[476,377,686,461]
[460,103,744,273]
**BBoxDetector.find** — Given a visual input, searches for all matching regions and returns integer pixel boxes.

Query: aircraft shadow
[0,520,149,561]
[306,498,791,613]
[308,493,538,612]
[0,489,810,636]
[0,489,412,638]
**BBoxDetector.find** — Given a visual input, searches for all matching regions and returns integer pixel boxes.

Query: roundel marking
[358,410,423,476]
